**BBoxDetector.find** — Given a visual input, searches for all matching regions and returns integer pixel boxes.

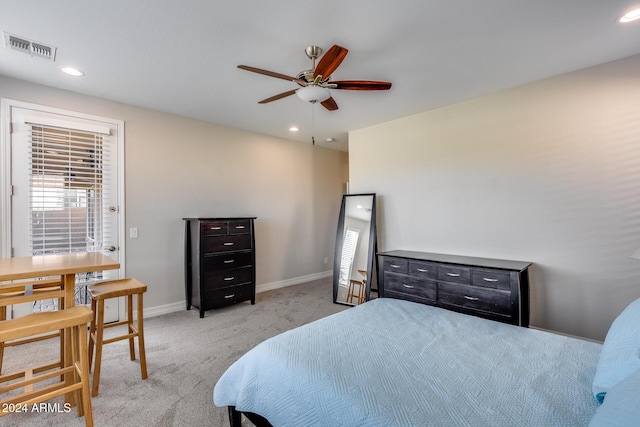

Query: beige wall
[0,75,348,313]
[350,54,640,341]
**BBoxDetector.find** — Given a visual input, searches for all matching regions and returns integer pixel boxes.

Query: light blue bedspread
[214,298,601,426]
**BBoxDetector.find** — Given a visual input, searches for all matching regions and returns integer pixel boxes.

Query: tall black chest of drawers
[378,250,531,326]
[184,217,256,318]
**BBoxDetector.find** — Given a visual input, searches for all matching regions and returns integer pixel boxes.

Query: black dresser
[378,250,531,326]
[183,217,256,318]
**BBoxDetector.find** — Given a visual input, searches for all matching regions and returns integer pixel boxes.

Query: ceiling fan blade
[238,65,306,85]
[258,89,297,104]
[321,97,338,111]
[313,45,348,80]
[331,80,392,90]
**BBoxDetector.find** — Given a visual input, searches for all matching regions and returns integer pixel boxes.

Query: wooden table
[0,252,120,404]
[0,252,120,309]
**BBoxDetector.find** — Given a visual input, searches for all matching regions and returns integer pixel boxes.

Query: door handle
[105,246,117,252]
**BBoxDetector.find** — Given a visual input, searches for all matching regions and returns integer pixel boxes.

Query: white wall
[350,54,640,341]
[0,75,348,314]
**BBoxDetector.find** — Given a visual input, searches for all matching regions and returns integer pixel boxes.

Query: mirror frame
[332,193,378,306]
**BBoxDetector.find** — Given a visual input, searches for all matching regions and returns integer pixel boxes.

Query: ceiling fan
[237,44,392,111]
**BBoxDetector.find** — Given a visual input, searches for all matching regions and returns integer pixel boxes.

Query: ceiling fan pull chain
[311,103,315,145]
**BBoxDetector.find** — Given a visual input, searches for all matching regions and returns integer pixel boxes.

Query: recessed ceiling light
[59,66,85,77]
[289,126,299,132]
[618,7,640,23]
[325,138,335,143]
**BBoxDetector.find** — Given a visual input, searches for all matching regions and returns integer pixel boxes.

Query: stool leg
[88,298,97,369]
[77,322,94,427]
[137,292,148,379]
[91,299,105,397]
[64,323,76,407]
[59,295,66,380]
[0,306,5,375]
[127,295,135,361]
[346,281,354,304]
[70,323,84,417]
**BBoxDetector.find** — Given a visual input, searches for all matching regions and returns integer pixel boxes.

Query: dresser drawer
[384,272,437,302]
[203,266,253,290]
[437,265,471,285]
[471,269,511,291]
[204,251,252,271]
[439,283,511,316]
[382,257,408,274]
[200,220,251,236]
[408,260,437,280]
[202,284,254,310]
[202,234,252,253]
[229,220,251,235]
[200,221,228,235]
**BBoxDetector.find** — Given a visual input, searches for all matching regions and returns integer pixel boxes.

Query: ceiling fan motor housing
[297,69,315,85]
[299,46,326,85]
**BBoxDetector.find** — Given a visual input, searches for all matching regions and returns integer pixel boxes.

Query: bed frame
[228,406,272,427]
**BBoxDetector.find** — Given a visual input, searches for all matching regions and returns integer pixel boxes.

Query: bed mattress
[214,297,601,426]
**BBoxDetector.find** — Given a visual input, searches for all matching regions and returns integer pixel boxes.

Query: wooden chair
[0,278,64,375]
[88,278,148,397]
[0,306,94,426]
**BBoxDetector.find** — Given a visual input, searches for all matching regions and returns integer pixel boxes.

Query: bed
[214,296,640,427]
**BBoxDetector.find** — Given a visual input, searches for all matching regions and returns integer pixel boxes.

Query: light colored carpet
[2,278,348,427]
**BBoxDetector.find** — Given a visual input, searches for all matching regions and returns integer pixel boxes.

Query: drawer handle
[235,225,246,229]
[390,264,401,268]
[464,296,480,301]
[223,242,234,246]
[446,273,461,277]
[416,268,429,273]
[223,260,235,264]
[403,284,414,289]
[210,226,222,230]
[224,294,235,299]
[224,277,235,281]
[483,278,499,282]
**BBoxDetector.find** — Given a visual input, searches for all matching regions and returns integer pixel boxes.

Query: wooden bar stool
[0,306,94,426]
[87,278,148,397]
[346,279,366,305]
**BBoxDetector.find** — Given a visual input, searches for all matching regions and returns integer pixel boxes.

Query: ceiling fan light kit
[296,86,331,103]
[237,44,392,111]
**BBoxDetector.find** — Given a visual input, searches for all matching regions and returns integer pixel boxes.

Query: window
[29,124,109,256]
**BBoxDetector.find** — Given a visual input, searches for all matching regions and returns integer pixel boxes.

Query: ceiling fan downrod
[305,46,323,69]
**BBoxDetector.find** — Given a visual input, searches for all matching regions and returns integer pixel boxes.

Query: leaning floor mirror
[333,193,377,306]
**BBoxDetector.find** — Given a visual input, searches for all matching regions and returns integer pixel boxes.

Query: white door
[6,101,124,321]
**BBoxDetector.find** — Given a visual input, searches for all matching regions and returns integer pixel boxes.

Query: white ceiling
[1,1,640,152]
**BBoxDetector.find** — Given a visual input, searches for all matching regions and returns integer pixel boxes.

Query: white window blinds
[338,227,360,287]
[28,124,111,256]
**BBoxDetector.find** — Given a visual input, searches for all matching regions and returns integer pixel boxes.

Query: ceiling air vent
[3,32,56,61]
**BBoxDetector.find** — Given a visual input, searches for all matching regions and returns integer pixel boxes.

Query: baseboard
[256,270,332,293]
[141,300,185,318]
[141,270,333,319]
